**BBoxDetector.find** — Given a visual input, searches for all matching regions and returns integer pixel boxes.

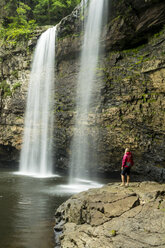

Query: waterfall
[19,27,56,177]
[69,0,106,182]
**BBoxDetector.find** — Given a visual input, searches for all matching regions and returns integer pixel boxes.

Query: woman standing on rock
[121,148,134,186]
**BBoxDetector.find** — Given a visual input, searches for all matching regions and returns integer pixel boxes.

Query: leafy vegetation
[12,82,22,91]
[0,2,36,43]
[0,0,81,43]
[0,80,12,97]
[33,0,81,25]
[0,0,81,27]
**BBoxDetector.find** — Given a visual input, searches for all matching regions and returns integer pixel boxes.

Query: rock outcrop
[54,182,165,248]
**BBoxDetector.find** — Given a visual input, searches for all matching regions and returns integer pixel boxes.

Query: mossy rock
[0,80,12,98]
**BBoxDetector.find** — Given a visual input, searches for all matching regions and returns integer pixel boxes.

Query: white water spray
[69,0,106,182]
[19,27,56,177]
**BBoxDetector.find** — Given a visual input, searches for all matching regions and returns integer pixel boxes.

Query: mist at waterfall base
[69,0,107,184]
[19,27,56,178]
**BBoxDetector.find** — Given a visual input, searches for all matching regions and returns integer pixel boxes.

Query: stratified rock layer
[0,0,165,180]
[55,182,165,248]
[0,27,49,164]
[54,0,165,181]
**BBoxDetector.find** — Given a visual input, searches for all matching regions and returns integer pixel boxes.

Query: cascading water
[19,27,56,177]
[69,0,106,183]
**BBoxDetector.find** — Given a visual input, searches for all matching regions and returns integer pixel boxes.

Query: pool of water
[0,168,113,248]
[0,168,71,248]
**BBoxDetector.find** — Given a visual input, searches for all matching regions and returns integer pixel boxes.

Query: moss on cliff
[0,80,12,98]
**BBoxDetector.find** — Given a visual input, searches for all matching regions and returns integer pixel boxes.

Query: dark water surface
[0,168,114,248]
[0,168,72,248]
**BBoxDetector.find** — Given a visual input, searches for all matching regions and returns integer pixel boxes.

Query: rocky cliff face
[0,27,48,165]
[0,0,165,180]
[54,0,165,181]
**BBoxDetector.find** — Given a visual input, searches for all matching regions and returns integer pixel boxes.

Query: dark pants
[121,167,131,176]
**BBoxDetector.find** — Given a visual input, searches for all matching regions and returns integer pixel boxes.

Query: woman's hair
[125,148,130,153]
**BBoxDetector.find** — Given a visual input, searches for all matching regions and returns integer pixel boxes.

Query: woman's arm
[122,154,127,168]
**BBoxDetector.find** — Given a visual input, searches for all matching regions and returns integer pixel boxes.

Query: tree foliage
[33,0,80,25]
[1,0,81,26]
[0,0,81,43]
[0,2,36,43]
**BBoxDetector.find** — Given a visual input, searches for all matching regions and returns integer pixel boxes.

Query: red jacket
[122,152,134,168]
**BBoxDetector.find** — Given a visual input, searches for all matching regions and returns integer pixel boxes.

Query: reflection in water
[0,168,113,248]
[0,169,70,248]
[13,182,53,248]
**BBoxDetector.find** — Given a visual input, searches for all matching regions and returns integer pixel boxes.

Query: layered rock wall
[0,0,165,180]
[0,27,48,164]
[54,0,165,180]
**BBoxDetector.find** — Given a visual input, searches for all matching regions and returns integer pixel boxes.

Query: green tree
[33,0,81,25]
[52,0,81,20]
[0,2,36,43]
[0,0,81,42]
[33,0,52,25]
[1,0,36,26]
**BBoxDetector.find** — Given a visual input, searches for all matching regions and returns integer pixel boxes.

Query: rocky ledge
[55,182,165,248]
